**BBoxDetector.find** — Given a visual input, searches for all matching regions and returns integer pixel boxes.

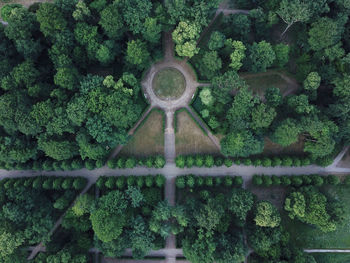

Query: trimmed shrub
[62,178,73,189]
[145,157,153,168]
[61,160,72,170]
[186,156,195,168]
[252,175,262,185]
[262,175,272,187]
[116,176,125,189]
[107,159,117,169]
[125,158,136,168]
[136,177,144,188]
[224,176,233,186]
[281,176,291,186]
[272,157,282,167]
[224,158,233,167]
[105,177,116,189]
[215,157,224,167]
[326,175,340,185]
[204,155,214,167]
[234,159,241,165]
[42,178,54,189]
[199,190,210,200]
[155,175,165,187]
[195,155,204,167]
[71,159,84,170]
[282,157,293,166]
[176,176,186,188]
[262,157,272,167]
[234,176,243,186]
[292,157,301,167]
[85,159,95,170]
[301,175,312,185]
[52,161,62,171]
[117,158,126,169]
[243,159,252,166]
[196,176,204,186]
[95,159,104,168]
[271,175,281,185]
[186,175,195,188]
[154,156,165,168]
[205,177,213,186]
[53,178,63,190]
[253,159,262,167]
[32,161,42,171]
[215,177,223,186]
[145,176,154,187]
[301,158,311,166]
[291,176,303,187]
[33,177,43,189]
[24,178,35,187]
[127,176,136,186]
[310,174,324,186]
[42,160,53,171]
[96,177,106,189]
[176,156,185,168]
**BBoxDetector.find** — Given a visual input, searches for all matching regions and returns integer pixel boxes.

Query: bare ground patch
[263,137,305,156]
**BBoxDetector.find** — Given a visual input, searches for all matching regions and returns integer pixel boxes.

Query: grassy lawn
[120,109,164,157]
[283,185,350,249]
[175,110,221,155]
[262,137,305,156]
[240,72,297,98]
[152,68,186,100]
[312,253,350,263]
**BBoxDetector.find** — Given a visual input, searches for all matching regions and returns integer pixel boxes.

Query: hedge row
[175,155,312,168]
[0,176,87,190]
[252,174,344,187]
[108,156,166,169]
[96,175,166,190]
[175,175,243,189]
[0,158,106,171]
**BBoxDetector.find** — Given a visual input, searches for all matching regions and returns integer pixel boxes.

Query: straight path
[305,249,350,253]
[165,111,176,163]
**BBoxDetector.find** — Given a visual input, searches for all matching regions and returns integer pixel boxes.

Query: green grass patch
[283,185,350,249]
[312,253,350,263]
[152,68,186,100]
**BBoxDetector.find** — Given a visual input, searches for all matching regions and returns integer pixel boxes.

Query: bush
[326,175,340,185]
[272,157,282,167]
[96,177,106,189]
[311,174,324,186]
[316,156,333,167]
[224,158,233,167]
[61,160,72,170]
[252,175,262,185]
[253,159,262,166]
[136,177,144,188]
[116,176,125,189]
[105,177,116,189]
[234,176,243,186]
[176,156,185,168]
[281,175,291,186]
[215,177,223,186]
[42,178,53,189]
[271,175,281,185]
[234,159,241,165]
[195,155,204,167]
[107,159,117,169]
[186,156,195,168]
[53,178,63,190]
[125,158,136,168]
[145,176,154,187]
[42,160,53,171]
[95,159,104,168]
[187,175,195,188]
[71,159,84,170]
[62,178,73,189]
[117,158,126,168]
[196,176,204,186]
[301,175,312,185]
[282,157,293,166]
[176,176,186,188]
[205,177,213,186]
[154,156,165,168]
[215,157,224,166]
[24,178,34,187]
[291,176,303,187]
[301,157,311,166]
[262,175,272,187]
[127,176,135,186]
[155,175,165,187]
[292,157,301,167]
[262,157,272,167]
[33,177,43,189]
[224,176,233,186]
[85,159,95,170]
[204,155,214,167]
[52,161,62,171]
[243,159,252,166]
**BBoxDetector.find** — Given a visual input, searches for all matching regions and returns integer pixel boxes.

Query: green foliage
[228,40,246,71]
[198,51,222,80]
[126,40,150,69]
[308,17,340,51]
[172,21,200,57]
[254,201,281,228]
[1,4,23,22]
[273,43,289,68]
[248,41,276,72]
[208,31,225,51]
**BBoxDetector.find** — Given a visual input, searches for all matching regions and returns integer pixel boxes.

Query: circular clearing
[152,68,186,100]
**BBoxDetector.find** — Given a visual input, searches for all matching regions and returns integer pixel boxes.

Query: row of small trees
[108,156,166,169]
[1,176,87,190]
[175,154,312,168]
[96,175,166,190]
[176,175,243,188]
[252,174,346,187]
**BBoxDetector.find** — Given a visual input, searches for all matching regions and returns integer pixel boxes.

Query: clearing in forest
[175,109,221,155]
[120,109,165,157]
[262,137,305,156]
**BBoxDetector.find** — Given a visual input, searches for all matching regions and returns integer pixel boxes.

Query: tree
[265,87,282,107]
[72,0,90,21]
[54,67,79,90]
[208,31,225,51]
[251,103,276,130]
[271,119,301,147]
[222,14,251,41]
[99,3,124,39]
[229,40,246,71]
[248,41,276,72]
[142,17,162,43]
[36,3,67,38]
[198,51,222,80]
[277,0,311,36]
[221,130,264,157]
[228,188,254,223]
[254,201,281,228]
[199,87,214,106]
[304,72,321,91]
[308,17,340,51]
[1,4,23,22]
[125,40,150,69]
[172,20,200,57]
[122,0,152,34]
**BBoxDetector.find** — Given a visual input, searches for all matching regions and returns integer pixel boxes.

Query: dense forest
[0,0,350,167]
